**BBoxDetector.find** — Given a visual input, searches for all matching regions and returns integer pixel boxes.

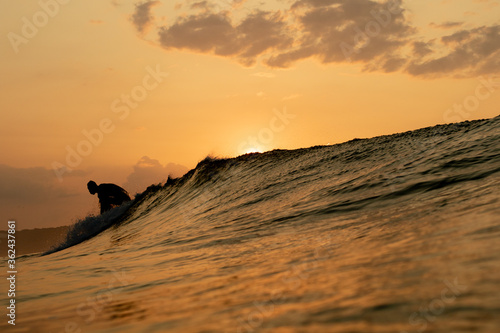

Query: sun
[243,147,262,155]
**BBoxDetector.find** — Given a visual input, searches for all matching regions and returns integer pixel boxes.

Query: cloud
[0,164,80,203]
[156,0,414,70]
[158,10,293,66]
[429,21,464,29]
[406,25,500,77]
[191,1,210,10]
[282,94,302,101]
[412,41,434,57]
[131,0,500,77]
[131,1,160,34]
[124,156,189,194]
[0,165,88,229]
[268,0,414,70]
[189,0,250,12]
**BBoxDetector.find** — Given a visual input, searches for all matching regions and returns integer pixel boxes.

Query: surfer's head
[87,181,98,195]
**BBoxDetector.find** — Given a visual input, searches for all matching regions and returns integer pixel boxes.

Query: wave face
[5,116,500,332]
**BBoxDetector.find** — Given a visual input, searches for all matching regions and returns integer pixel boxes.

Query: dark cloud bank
[1,157,188,229]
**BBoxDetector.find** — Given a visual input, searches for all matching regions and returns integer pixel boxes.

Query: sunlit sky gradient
[1,0,499,229]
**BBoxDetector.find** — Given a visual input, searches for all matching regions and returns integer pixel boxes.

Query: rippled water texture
[2,116,499,332]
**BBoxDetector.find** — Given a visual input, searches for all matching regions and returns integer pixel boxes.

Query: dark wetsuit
[95,183,131,214]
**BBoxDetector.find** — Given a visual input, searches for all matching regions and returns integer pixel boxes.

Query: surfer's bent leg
[100,202,113,214]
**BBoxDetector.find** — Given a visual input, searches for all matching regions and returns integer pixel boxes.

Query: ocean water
[2,116,500,333]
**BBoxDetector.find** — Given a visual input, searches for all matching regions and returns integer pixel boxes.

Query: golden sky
[1,0,499,229]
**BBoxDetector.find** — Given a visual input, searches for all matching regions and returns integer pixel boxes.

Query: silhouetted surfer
[87,181,131,214]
